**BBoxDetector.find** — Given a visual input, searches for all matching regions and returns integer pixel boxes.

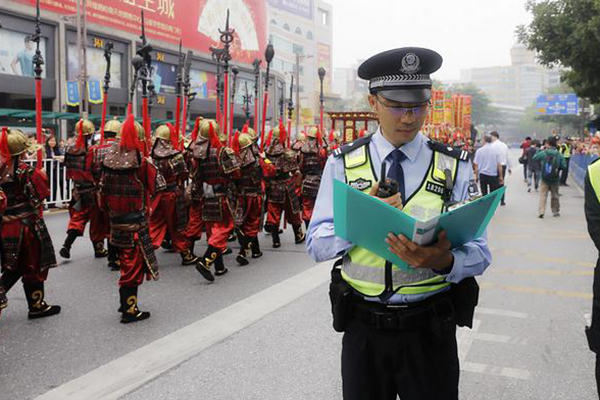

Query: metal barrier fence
[571,154,599,189]
[24,158,72,207]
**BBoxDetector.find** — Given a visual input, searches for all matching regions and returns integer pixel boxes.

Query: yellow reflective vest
[588,158,600,203]
[335,137,470,297]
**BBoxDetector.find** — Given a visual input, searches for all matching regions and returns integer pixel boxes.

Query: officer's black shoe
[204,246,228,276]
[250,237,263,259]
[180,249,200,266]
[293,225,306,244]
[119,286,150,323]
[94,241,108,258]
[24,282,61,319]
[236,233,250,266]
[60,230,79,259]
[227,232,237,242]
[195,259,215,282]
[271,229,281,248]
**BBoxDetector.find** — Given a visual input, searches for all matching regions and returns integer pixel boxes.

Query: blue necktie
[387,149,406,203]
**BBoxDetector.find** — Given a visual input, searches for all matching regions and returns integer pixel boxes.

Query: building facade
[0,0,286,139]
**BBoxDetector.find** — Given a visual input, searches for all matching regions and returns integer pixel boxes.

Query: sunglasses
[374,96,430,118]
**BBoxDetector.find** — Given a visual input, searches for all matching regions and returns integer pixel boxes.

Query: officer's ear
[367,94,378,113]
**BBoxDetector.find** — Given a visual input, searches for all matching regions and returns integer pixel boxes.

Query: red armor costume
[233,128,264,266]
[149,124,200,266]
[88,118,121,270]
[60,119,109,260]
[298,127,328,228]
[99,116,165,323]
[190,119,240,277]
[183,118,206,252]
[263,123,305,248]
[0,127,61,319]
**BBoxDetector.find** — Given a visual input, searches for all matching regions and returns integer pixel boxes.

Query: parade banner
[432,90,444,125]
[16,0,268,64]
[66,81,80,106]
[462,95,472,130]
[88,80,103,104]
[443,91,453,125]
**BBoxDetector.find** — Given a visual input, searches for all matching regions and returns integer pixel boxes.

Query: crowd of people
[0,117,340,323]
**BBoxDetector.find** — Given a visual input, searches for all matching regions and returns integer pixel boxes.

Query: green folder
[333,179,504,271]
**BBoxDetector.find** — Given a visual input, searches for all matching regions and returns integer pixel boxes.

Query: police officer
[585,158,600,395]
[307,48,491,400]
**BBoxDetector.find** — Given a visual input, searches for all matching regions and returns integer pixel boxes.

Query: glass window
[283,23,290,31]
[318,9,329,25]
[295,27,302,35]
[270,19,277,26]
[306,31,313,40]
[67,44,122,88]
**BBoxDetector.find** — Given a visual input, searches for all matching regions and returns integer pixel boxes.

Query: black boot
[293,224,306,244]
[161,231,173,251]
[94,241,108,258]
[236,232,250,266]
[107,244,120,271]
[271,228,281,248]
[24,282,61,319]
[60,230,79,259]
[180,249,200,266]
[227,231,237,242]
[119,286,150,323]
[194,255,215,282]
[250,236,263,259]
[204,245,227,276]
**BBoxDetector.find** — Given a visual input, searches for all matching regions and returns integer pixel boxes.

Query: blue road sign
[536,94,579,115]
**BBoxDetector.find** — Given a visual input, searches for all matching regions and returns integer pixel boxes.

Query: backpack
[542,153,560,182]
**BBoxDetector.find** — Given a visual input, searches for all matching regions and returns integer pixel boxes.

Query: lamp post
[318,67,326,135]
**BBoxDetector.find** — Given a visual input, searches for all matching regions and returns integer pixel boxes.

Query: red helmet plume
[278,119,286,146]
[120,114,141,151]
[208,121,222,149]
[0,127,11,165]
[75,119,86,149]
[329,129,335,143]
[166,122,178,149]
[266,129,273,148]
[316,127,323,147]
[232,130,241,154]
[242,123,249,134]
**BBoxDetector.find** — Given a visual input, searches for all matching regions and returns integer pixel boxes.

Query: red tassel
[359,129,365,138]
[167,122,178,149]
[75,119,85,149]
[242,123,249,134]
[232,130,240,154]
[316,127,323,147]
[208,121,221,149]
[278,119,286,146]
[266,129,273,148]
[120,114,140,150]
[191,117,202,143]
[329,129,334,143]
[0,127,11,165]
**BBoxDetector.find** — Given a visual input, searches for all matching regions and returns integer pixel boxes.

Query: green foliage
[448,83,501,125]
[518,0,600,102]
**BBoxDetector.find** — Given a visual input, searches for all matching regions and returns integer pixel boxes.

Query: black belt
[110,212,145,225]
[351,292,455,330]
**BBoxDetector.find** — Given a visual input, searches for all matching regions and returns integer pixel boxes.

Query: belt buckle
[386,303,410,310]
[372,311,398,330]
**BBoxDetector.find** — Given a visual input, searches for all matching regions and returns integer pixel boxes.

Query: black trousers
[560,158,570,184]
[479,173,501,196]
[342,317,459,400]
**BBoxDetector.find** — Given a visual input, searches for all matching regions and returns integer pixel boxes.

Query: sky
[327,0,533,82]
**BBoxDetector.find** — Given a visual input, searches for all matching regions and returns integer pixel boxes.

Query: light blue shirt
[473,143,501,177]
[306,128,492,303]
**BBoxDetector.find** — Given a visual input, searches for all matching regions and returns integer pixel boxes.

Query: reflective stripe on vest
[342,143,458,297]
[588,159,600,204]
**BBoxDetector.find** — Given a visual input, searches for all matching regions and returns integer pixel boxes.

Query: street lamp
[318,67,326,134]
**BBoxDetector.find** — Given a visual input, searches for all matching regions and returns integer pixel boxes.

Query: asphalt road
[0,155,597,400]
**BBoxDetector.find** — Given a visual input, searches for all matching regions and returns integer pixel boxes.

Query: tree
[517,0,600,102]
[448,83,500,126]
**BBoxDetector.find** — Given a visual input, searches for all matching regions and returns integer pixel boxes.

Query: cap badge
[400,53,421,74]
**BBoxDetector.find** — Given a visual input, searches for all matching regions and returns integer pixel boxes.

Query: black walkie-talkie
[376,162,399,198]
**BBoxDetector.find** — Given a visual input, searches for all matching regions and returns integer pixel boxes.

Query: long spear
[32,0,44,168]
[100,41,113,144]
[219,9,235,142]
[174,39,184,149]
[181,50,195,147]
[229,65,239,146]
[242,81,251,122]
[252,58,261,133]
[287,75,294,148]
[260,43,275,152]
[138,10,154,155]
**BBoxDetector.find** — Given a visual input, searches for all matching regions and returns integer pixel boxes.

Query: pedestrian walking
[307,47,490,400]
[491,131,511,206]
[520,136,531,182]
[526,140,541,192]
[533,136,566,218]
[473,135,503,196]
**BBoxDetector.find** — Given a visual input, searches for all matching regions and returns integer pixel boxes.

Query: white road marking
[462,361,531,380]
[35,262,331,400]
[476,307,528,319]
[457,319,481,362]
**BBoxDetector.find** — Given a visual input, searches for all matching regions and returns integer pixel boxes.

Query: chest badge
[349,178,372,191]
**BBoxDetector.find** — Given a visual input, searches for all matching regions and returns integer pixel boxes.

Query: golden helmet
[3,128,42,157]
[238,133,253,149]
[117,119,145,140]
[199,119,220,140]
[75,119,95,136]
[246,127,257,141]
[154,124,172,141]
[307,126,319,139]
[104,118,122,135]
[296,132,306,142]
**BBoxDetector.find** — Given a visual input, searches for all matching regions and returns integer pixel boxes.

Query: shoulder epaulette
[333,136,372,158]
[427,140,471,162]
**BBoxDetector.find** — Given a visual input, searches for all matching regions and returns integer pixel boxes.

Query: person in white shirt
[490,131,511,206]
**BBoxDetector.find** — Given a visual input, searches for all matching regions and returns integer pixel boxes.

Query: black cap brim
[378,88,431,104]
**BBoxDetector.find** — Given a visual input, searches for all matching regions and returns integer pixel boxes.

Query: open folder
[333,179,505,271]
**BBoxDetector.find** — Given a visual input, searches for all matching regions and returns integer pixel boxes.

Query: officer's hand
[368,182,403,210]
[385,230,454,272]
